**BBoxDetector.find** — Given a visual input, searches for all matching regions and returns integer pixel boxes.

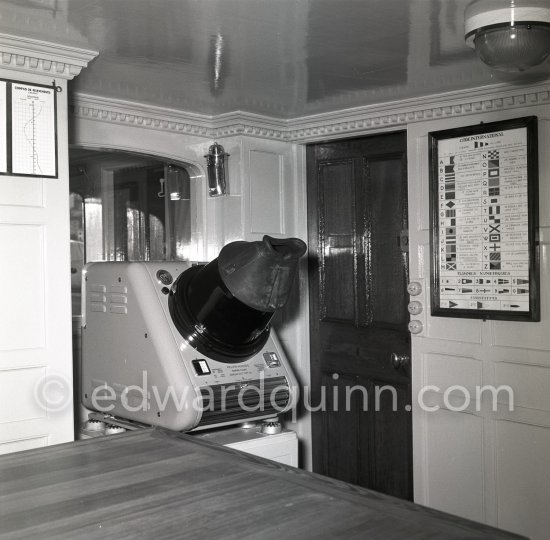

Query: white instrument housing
[81,262,298,432]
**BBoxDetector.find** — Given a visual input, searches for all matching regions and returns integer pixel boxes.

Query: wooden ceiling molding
[72,82,550,143]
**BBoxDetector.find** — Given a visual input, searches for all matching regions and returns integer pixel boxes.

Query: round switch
[156,269,173,286]
[407,281,422,296]
[408,320,424,334]
[408,301,423,315]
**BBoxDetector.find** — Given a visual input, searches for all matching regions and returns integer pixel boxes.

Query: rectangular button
[110,294,127,304]
[109,305,127,315]
[90,303,106,313]
[263,352,281,368]
[110,285,127,294]
[192,359,211,375]
[90,293,106,303]
[90,284,106,293]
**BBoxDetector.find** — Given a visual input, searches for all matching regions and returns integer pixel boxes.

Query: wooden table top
[0,429,524,539]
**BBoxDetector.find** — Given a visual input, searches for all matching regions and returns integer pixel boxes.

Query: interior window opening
[68,148,198,317]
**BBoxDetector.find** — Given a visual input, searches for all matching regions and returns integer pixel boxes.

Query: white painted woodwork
[0,39,96,455]
[70,81,550,144]
[191,427,299,467]
[0,225,46,352]
[495,421,550,540]
[408,103,550,540]
[425,408,485,522]
[0,435,48,456]
[248,150,284,235]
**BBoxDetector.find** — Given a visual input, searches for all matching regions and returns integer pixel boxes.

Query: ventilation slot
[198,376,290,426]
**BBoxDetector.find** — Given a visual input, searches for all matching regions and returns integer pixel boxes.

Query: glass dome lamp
[465,0,550,72]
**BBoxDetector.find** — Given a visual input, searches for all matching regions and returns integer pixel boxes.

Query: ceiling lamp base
[465,1,550,72]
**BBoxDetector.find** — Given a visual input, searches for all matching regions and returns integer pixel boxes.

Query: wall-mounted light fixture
[465,0,550,72]
[205,142,229,197]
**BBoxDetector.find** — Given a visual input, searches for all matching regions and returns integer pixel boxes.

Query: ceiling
[1,0,549,119]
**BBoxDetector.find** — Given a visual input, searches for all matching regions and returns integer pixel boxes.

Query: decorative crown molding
[0,33,97,80]
[72,93,216,137]
[71,93,291,141]
[72,80,550,143]
[212,110,288,140]
[285,82,550,142]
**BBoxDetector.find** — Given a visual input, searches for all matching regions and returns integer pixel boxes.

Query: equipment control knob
[408,320,424,334]
[408,301,423,315]
[105,425,126,435]
[84,419,105,432]
[260,420,282,435]
[407,281,422,296]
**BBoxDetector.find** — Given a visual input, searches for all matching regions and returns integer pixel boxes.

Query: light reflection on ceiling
[1,0,549,119]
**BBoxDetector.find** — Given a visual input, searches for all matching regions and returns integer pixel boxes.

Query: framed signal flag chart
[429,116,540,322]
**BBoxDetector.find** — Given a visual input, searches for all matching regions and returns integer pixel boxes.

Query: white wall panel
[248,149,284,235]
[222,195,244,245]
[0,224,45,351]
[492,242,550,350]
[424,353,482,398]
[495,363,550,412]
[0,177,43,207]
[425,408,485,522]
[0,436,47,455]
[496,421,550,539]
[0,368,46,423]
[426,317,483,344]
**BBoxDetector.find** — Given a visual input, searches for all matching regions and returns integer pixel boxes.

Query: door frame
[304,130,412,493]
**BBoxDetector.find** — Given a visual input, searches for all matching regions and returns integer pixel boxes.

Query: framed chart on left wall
[0,78,58,178]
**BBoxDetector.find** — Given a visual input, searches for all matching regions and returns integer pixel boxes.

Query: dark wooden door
[307,132,412,500]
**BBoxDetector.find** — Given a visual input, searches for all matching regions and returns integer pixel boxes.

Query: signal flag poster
[429,116,540,322]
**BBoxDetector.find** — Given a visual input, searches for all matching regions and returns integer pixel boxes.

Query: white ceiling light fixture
[465,0,550,72]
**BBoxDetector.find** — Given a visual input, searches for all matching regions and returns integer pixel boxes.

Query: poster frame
[429,116,540,322]
[0,77,58,179]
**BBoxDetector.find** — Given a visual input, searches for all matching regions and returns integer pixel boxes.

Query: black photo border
[429,116,540,322]
[0,77,58,179]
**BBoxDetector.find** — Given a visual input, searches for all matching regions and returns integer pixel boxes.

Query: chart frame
[0,78,58,179]
[429,116,540,322]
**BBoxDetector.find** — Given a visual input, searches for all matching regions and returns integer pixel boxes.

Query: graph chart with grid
[11,83,56,176]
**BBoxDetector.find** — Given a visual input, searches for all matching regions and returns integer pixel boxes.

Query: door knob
[391,353,410,369]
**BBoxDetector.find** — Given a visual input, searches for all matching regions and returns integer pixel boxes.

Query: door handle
[391,353,410,369]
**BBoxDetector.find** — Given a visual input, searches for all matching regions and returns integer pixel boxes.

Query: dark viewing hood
[168,235,307,362]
